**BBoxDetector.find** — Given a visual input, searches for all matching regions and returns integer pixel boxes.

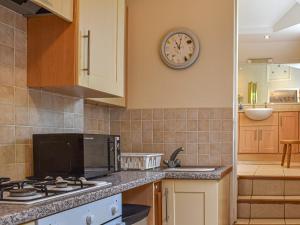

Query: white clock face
[164,33,195,64]
[160,29,200,69]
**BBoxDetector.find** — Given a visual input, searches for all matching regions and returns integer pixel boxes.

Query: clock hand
[175,41,180,50]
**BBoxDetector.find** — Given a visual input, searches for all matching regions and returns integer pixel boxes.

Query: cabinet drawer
[239,112,278,126]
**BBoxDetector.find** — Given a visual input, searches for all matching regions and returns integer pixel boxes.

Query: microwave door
[84,135,110,178]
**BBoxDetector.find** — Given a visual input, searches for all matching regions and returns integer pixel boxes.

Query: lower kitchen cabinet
[21,222,34,225]
[123,181,162,225]
[162,174,230,225]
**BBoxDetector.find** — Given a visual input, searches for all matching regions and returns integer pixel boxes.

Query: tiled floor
[238,162,300,177]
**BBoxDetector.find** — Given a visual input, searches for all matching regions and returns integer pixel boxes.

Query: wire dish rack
[121,153,164,170]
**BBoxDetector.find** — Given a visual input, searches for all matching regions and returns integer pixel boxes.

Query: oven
[36,194,124,225]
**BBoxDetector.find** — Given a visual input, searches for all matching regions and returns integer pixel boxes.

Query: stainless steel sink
[164,167,216,172]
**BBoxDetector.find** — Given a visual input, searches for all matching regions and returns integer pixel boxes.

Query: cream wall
[126,0,234,109]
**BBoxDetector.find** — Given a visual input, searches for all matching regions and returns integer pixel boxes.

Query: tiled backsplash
[0,6,84,180]
[84,103,110,134]
[109,108,233,166]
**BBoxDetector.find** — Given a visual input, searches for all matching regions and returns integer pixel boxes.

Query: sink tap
[163,147,184,168]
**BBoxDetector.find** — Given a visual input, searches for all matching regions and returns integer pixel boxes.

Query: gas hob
[0,176,111,205]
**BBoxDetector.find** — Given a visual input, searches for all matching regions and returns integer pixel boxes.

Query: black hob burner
[0,176,111,205]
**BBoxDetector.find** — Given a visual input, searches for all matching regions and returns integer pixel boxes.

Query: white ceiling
[239,0,300,41]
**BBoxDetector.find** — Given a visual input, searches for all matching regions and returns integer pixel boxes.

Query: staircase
[236,173,300,225]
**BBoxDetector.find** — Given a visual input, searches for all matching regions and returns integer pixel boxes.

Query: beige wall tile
[121,120,131,132]
[164,120,176,131]
[15,30,26,52]
[131,109,141,120]
[0,85,14,104]
[16,144,32,163]
[186,143,198,154]
[0,23,14,48]
[142,109,153,120]
[187,109,198,120]
[15,50,26,69]
[198,119,209,131]
[0,64,14,86]
[187,120,198,131]
[0,5,15,26]
[15,87,28,106]
[64,113,74,129]
[142,120,153,131]
[153,109,164,120]
[198,144,209,154]
[15,14,26,32]
[0,145,15,164]
[0,45,14,66]
[131,120,142,131]
[15,126,32,144]
[0,104,14,125]
[142,130,153,143]
[198,109,210,119]
[15,106,29,126]
[187,132,198,143]
[198,132,209,144]
[175,120,186,131]
[0,126,15,144]
[153,131,164,143]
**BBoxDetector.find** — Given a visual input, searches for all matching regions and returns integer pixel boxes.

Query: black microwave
[32,133,121,179]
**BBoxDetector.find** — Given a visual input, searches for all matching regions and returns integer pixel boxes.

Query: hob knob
[86,215,93,225]
[111,206,117,216]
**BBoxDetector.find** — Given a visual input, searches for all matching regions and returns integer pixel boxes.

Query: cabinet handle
[82,30,91,75]
[164,188,169,223]
[259,129,262,141]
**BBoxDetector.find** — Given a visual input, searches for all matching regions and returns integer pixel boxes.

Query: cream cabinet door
[279,112,299,153]
[162,180,219,225]
[78,0,125,97]
[258,126,279,153]
[31,0,73,21]
[239,127,259,153]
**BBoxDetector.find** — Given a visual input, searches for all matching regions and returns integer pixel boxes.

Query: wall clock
[160,28,200,70]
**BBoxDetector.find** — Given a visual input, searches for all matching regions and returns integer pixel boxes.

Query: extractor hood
[0,0,49,16]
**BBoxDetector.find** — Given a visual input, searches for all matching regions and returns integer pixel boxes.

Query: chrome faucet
[163,147,184,168]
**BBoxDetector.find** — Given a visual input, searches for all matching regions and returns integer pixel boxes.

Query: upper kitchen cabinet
[28,0,126,98]
[31,0,73,22]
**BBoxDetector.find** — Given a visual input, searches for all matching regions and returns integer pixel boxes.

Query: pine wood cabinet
[279,112,299,153]
[259,126,279,153]
[239,126,259,153]
[31,0,73,22]
[239,126,278,154]
[28,0,125,98]
[162,175,230,225]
